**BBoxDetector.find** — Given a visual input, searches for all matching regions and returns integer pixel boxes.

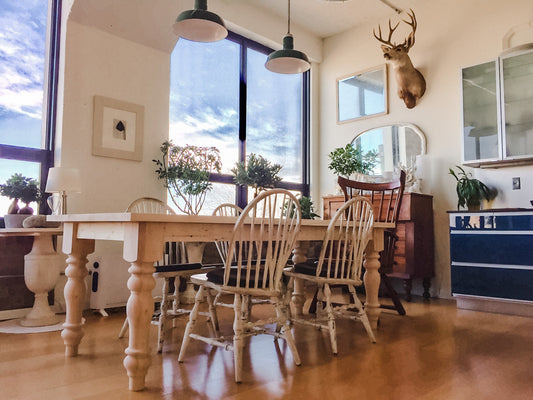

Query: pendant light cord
[287,0,291,35]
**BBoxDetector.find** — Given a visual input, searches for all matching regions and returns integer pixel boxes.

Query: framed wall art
[337,65,388,124]
[92,95,144,161]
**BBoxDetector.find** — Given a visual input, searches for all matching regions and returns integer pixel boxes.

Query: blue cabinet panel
[451,265,533,301]
[450,233,533,266]
[449,210,533,304]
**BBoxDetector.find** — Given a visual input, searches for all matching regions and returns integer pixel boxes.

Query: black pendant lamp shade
[173,0,228,42]
[265,0,311,74]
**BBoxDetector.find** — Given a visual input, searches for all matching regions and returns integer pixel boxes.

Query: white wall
[55,0,322,308]
[319,0,533,298]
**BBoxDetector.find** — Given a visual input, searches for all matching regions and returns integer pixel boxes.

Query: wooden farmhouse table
[48,213,393,391]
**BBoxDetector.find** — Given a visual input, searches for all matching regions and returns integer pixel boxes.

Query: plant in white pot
[328,143,378,179]
[0,173,41,227]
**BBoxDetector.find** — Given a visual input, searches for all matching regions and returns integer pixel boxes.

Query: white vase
[4,214,31,228]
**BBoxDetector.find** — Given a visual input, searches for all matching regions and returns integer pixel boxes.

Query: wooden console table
[323,192,435,299]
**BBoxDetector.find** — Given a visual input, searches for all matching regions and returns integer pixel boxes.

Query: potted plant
[328,143,378,178]
[0,173,41,227]
[153,141,222,216]
[284,195,320,220]
[449,165,496,210]
[231,153,282,197]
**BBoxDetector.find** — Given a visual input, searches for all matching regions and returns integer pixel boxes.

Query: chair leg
[205,288,220,336]
[178,285,205,363]
[380,273,406,316]
[118,317,129,338]
[274,296,301,366]
[233,294,244,383]
[348,285,376,343]
[157,277,170,353]
[323,284,338,355]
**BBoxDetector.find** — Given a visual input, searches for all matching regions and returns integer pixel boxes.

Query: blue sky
[0,1,47,213]
[169,38,303,183]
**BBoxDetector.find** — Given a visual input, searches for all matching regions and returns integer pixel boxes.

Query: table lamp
[45,167,81,214]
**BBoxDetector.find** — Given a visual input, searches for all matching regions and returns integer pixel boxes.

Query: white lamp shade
[173,18,227,42]
[45,167,82,193]
[265,56,311,74]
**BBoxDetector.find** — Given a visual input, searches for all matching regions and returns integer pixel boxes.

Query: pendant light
[265,0,311,74]
[173,0,228,42]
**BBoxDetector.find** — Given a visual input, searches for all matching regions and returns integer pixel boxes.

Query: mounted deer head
[373,9,426,109]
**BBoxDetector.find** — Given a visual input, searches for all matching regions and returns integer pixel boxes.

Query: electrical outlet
[512,177,521,190]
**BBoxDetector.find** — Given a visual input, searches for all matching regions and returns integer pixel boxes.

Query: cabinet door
[501,50,533,159]
[461,61,501,163]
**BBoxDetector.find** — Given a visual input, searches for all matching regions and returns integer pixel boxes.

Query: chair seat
[154,262,204,274]
[292,260,361,282]
[206,266,268,287]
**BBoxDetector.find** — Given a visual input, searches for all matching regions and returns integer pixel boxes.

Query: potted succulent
[328,143,378,179]
[231,153,282,197]
[153,141,222,216]
[0,173,41,227]
[449,165,496,210]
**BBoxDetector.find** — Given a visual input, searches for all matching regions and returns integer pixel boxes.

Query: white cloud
[0,8,46,120]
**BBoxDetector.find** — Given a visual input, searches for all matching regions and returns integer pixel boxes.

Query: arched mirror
[351,123,426,178]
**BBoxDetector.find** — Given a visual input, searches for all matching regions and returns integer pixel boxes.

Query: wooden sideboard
[323,192,435,300]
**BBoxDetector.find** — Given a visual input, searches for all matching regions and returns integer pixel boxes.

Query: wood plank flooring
[1,297,533,400]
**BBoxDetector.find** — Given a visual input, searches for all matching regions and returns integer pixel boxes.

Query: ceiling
[68,0,421,54]
[248,0,418,38]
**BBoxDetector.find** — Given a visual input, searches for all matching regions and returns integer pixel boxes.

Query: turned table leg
[61,223,95,357]
[363,230,385,330]
[291,241,309,316]
[122,223,160,391]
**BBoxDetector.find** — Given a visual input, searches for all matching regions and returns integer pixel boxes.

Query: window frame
[195,31,310,209]
[0,0,62,213]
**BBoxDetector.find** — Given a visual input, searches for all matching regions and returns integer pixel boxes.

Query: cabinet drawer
[452,264,533,301]
[450,233,533,265]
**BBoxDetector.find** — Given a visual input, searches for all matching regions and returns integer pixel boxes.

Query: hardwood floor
[1,297,533,400]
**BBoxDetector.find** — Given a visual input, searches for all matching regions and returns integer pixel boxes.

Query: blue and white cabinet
[449,210,533,316]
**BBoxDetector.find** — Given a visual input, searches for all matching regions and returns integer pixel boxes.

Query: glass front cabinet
[461,46,533,166]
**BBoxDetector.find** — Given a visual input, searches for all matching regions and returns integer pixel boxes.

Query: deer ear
[381,45,390,52]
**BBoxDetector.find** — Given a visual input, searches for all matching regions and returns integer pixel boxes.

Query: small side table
[0,228,64,326]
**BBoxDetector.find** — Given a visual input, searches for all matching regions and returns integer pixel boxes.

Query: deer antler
[373,19,400,47]
[400,9,417,50]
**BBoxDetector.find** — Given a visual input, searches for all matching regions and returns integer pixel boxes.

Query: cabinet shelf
[461,48,533,167]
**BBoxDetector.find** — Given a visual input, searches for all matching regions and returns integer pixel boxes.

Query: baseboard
[454,294,533,317]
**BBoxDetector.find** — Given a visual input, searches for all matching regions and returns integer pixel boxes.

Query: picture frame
[336,65,388,124]
[92,95,144,161]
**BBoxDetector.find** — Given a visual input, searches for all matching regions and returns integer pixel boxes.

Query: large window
[169,31,309,214]
[0,0,61,214]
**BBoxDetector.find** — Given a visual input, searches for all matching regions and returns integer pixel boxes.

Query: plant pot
[4,214,31,228]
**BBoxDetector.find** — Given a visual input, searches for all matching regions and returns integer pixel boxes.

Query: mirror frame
[336,65,388,124]
[351,123,427,176]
